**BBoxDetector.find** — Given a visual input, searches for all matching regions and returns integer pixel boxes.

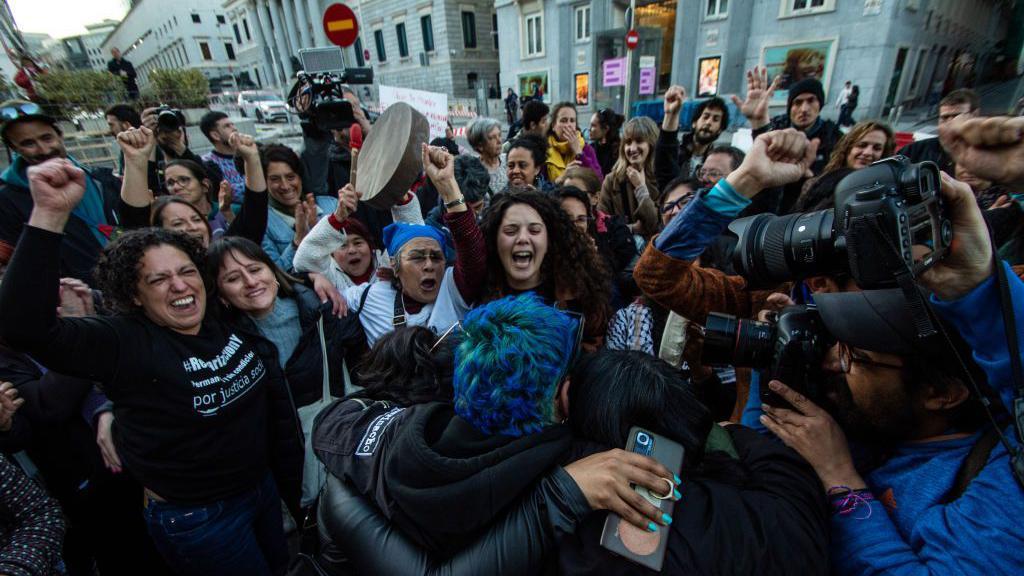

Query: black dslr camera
[153,105,185,132]
[729,156,952,289]
[702,305,831,406]
[290,47,374,131]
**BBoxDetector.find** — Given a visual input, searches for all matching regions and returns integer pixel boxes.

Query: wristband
[445,197,466,209]
[827,486,874,519]
[328,213,347,231]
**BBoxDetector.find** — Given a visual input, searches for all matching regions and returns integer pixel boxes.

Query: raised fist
[116,126,156,165]
[27,159,86,217]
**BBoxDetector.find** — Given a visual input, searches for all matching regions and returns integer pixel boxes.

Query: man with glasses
[697,145,745,190]
[656,85,730,192]
[0,100,123,282]
[898,88,979,177]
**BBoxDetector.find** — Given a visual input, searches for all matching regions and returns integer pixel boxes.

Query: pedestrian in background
[505,88,519,125]
[107,48,139,100]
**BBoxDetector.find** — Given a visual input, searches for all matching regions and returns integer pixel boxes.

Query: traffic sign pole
[624,0,637,119]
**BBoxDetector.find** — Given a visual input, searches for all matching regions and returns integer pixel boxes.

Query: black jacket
[312,400,573,555]
[655,129,706,193]
[326,142,393,242]
[897,137,954,176]
[751,115,843,214]
[593,140,619,178]
[225,285,366,408]
[119,185,268,245]
[0,164,122,284]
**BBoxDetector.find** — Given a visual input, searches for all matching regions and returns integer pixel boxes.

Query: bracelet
[444,197,466,209]
[827,486,874,519]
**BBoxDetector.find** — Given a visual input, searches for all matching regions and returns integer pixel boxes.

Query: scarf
[547,133,585,169]
[1,155,110,247]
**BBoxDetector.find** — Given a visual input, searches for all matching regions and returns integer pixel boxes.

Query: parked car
[237,91,290,122]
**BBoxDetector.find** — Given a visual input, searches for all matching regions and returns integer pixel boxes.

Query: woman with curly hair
[546,102,604,182]
[598,116,661,238]
[480,188,612,350]
[0,160,303,576]
[793,120,894,212]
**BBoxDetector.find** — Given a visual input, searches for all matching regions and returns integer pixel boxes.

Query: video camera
[153,105,185,132]
[703,306,831,407]
[290,47,374,131]
[729,156,952,290]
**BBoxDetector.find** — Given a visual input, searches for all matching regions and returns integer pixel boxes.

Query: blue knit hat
[382,221,453,260]
[453,293,580,437]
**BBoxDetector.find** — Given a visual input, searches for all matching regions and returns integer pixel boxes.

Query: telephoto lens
[702,312,776,368]
[728,209,841,287]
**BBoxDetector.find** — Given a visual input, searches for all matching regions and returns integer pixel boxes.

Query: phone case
[599,427,685,572]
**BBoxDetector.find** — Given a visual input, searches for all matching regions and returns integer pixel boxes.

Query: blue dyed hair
[453,293,579,437]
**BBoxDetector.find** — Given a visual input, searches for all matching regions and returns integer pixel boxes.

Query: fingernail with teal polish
[674,489,682,500]
[662,513,673,525]
[648,521,658,532]
[674,474,681,484]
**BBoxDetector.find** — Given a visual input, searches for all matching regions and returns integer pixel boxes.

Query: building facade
[101,0,242,92]
[221,0,501,98]
[62,20,121,72]
[497,0,1014,121]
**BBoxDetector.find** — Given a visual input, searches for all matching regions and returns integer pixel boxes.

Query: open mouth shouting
[170,295,198,315]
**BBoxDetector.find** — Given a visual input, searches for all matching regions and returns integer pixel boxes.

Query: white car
[237,91,290,123]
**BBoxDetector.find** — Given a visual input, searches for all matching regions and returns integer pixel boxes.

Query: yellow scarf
[546,134,585,181]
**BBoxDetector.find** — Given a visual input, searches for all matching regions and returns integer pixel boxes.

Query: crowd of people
[0,67,1021,576]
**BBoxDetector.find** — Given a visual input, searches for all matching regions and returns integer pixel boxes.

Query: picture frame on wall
[518,71,550,103]
[574,73,589,106]
[761,38,838,104]
[697,56,721,97]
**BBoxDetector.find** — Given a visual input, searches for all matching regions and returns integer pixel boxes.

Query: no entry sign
[625,29,639,50]
[323,3,359,48]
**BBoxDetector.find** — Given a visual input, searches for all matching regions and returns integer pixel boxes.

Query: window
[374,29,387,62]
[173,16,178,26]
[468,72,478,90]
[462,12,477,49]
[233,24,242,44]
[396,23,409,58]
[421,15,435,52]
[216,15,226,24]
[191,13,201,24]
[524,12,543,57]
[908,48,927,94]
[355,36,365,66]
[492,13,498,50]
[706,0,728,18]
[199,41,212,60]
[243,18,251,41]
[574,5,591,42]
[225,43,236,60]
[780,0,834,17]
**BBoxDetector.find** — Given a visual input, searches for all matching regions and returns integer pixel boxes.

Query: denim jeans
[143,472,289,576]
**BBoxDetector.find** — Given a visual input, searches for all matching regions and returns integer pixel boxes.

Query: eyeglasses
[661,193,694,214]
[404,250,445,264]
[698,168,725,181]
[837,342,904,374]
[165,175,194,189]
[570,214,592,226]
[0,102,42,122]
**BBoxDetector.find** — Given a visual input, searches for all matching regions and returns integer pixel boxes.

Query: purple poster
[603,58,626,87]
[639,68,656,95]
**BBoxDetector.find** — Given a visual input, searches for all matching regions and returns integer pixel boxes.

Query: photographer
[140,106,223,195]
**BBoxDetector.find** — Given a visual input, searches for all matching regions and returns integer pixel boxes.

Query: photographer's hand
[726,129,819,197]
[917,172,993,301]
[939,115,1024,189]
[760,380,866,491]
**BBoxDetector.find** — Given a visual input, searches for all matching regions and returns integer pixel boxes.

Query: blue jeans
[143,472,289,576]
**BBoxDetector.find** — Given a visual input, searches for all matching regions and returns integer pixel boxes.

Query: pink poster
[639,67,656,95]
[603,58,626,87]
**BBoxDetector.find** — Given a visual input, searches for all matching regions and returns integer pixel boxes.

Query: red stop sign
[323,3,359,48]
[626,29,639,50]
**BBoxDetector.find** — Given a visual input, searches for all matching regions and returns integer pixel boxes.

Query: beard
[816,373,915,446]
[693,127,719,145]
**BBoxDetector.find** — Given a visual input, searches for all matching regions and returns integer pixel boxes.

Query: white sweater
[292,195,424,291]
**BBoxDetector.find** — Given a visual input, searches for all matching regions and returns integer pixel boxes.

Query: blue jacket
[263,196,338,272]
[826,266,1024,575]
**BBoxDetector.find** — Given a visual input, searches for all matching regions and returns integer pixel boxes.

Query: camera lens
[730,210,840,286]
[703,312,775,368]
[158,110,180,131]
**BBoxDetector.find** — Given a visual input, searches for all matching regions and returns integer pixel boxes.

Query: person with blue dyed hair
[340,145,487,345]
[453,292,579,437]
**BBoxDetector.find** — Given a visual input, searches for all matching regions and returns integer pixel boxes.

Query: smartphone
[599,427,684,572]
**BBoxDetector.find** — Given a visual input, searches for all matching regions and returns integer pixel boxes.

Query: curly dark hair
[480,188,611,337]
[93,228,207,315]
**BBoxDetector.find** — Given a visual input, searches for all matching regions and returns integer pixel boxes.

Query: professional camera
[153,105,185,132]
[290,47,374,131]
[702,305,831,407]
[729,156,952,289]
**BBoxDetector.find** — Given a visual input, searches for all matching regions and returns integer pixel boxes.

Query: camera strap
[990,225,1024,487]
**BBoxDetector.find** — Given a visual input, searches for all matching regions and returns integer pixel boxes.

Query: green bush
[141,69,209,109]
[35,70,127,117]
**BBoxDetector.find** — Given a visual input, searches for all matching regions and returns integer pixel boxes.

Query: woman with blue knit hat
[340,144,486,345]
